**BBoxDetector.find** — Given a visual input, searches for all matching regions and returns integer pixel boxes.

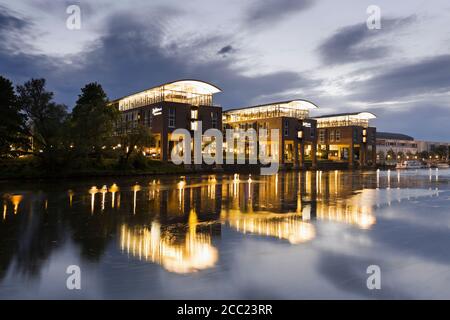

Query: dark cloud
[217,45,234,56]
[0,5,33,51]
[353,54,450,103]
[371,104,450,141]
[246,0,314,26]
[0,6,58,83]
[0,7,317,109]
[317,16,416,65]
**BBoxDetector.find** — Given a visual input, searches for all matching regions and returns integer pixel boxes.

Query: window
[191,120,198,131]
[329,130,335,142]
[319,130,325,144]
[284,120,289,136]
[191,109,198,119]
[211,112,217,128]
[335,130,341,142]
[168,109,176,128]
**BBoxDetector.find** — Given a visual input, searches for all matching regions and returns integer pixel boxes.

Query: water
[0,169,449,299]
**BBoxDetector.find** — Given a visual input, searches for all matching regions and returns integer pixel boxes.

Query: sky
[0,0,449,141]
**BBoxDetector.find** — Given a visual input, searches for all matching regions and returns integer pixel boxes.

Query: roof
[376,132,414,141]
[314,112,376,120]
[111,79,222,103]
[224,99,319,113]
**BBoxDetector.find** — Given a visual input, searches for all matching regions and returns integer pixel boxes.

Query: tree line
[0,75,153,172]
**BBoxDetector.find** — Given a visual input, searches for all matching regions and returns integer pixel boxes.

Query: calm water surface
[0,169,449,299]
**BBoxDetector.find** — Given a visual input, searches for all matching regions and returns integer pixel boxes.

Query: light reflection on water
[0,169,448,299]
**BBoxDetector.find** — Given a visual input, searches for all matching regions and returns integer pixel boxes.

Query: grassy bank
[0,156,187,180]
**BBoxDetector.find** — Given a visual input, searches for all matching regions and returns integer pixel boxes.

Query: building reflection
[120,210,218,273]
[0,170,442,279]
[222,210,315,244]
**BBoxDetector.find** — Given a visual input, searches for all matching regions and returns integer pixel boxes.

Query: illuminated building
[376,132,417,163]
[223,100,319,168]
[313,112,377,168]
[110,79,222,162]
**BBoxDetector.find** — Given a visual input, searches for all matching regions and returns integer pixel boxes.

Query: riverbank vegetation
[0,75,184,179]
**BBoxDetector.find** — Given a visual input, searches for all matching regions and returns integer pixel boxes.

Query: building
[416,140,450,154]
[313,112,377,168]
[222,100,319,168]
[376,132,417,162]
[110,79,380,170]
[109,79,222,162]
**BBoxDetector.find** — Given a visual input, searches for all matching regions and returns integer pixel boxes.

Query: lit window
[319,130,325,144]
[211,112,218,128]
[168,109,176,128]
[191,109,198,119]
[191,120,198,131]
[329,130,335,142]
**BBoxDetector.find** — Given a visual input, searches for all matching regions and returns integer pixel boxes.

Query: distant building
[376,132,418,160]
[416,140,450,154]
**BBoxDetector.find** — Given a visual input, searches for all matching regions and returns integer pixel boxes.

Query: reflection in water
[109,183,119,208]
[88,186,98,214]
[120,210,218,274]
[0,169,447,298]
[222,210,315,244]
[2,194,23,218]
[316,193,376,229]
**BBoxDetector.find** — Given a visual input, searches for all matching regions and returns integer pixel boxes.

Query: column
[348,142,354,169]
[372,143,377,168]
[161,132,168,162]
[311,143,317,169]
[293,142,299,169]
[299,143,305,170]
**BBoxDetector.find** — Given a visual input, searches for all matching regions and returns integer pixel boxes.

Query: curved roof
[162,79,221,95]
[111,79,221,103]
[376,132,414,141]
[225,99,319,113]
[315,111,376,120]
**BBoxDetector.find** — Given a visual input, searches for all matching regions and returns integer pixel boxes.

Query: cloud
[371,104,450,141]
[317,16,416,65]
[353,54,450,103]
[0,7,317,109]
[245,0,314,27]
[0,5,33,51]
[217,45,234,57]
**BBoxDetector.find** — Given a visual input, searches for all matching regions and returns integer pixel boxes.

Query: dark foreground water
[0,169,449,299]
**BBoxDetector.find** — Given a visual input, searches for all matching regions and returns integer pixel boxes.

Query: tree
[0,76,28,158]
[376,151,385,163]
[16,78,68,166]
[70,83,118,159]
[434,145,448,160]
[418,150,429,160]
[115,124,154,167]
[386,149,396,161]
